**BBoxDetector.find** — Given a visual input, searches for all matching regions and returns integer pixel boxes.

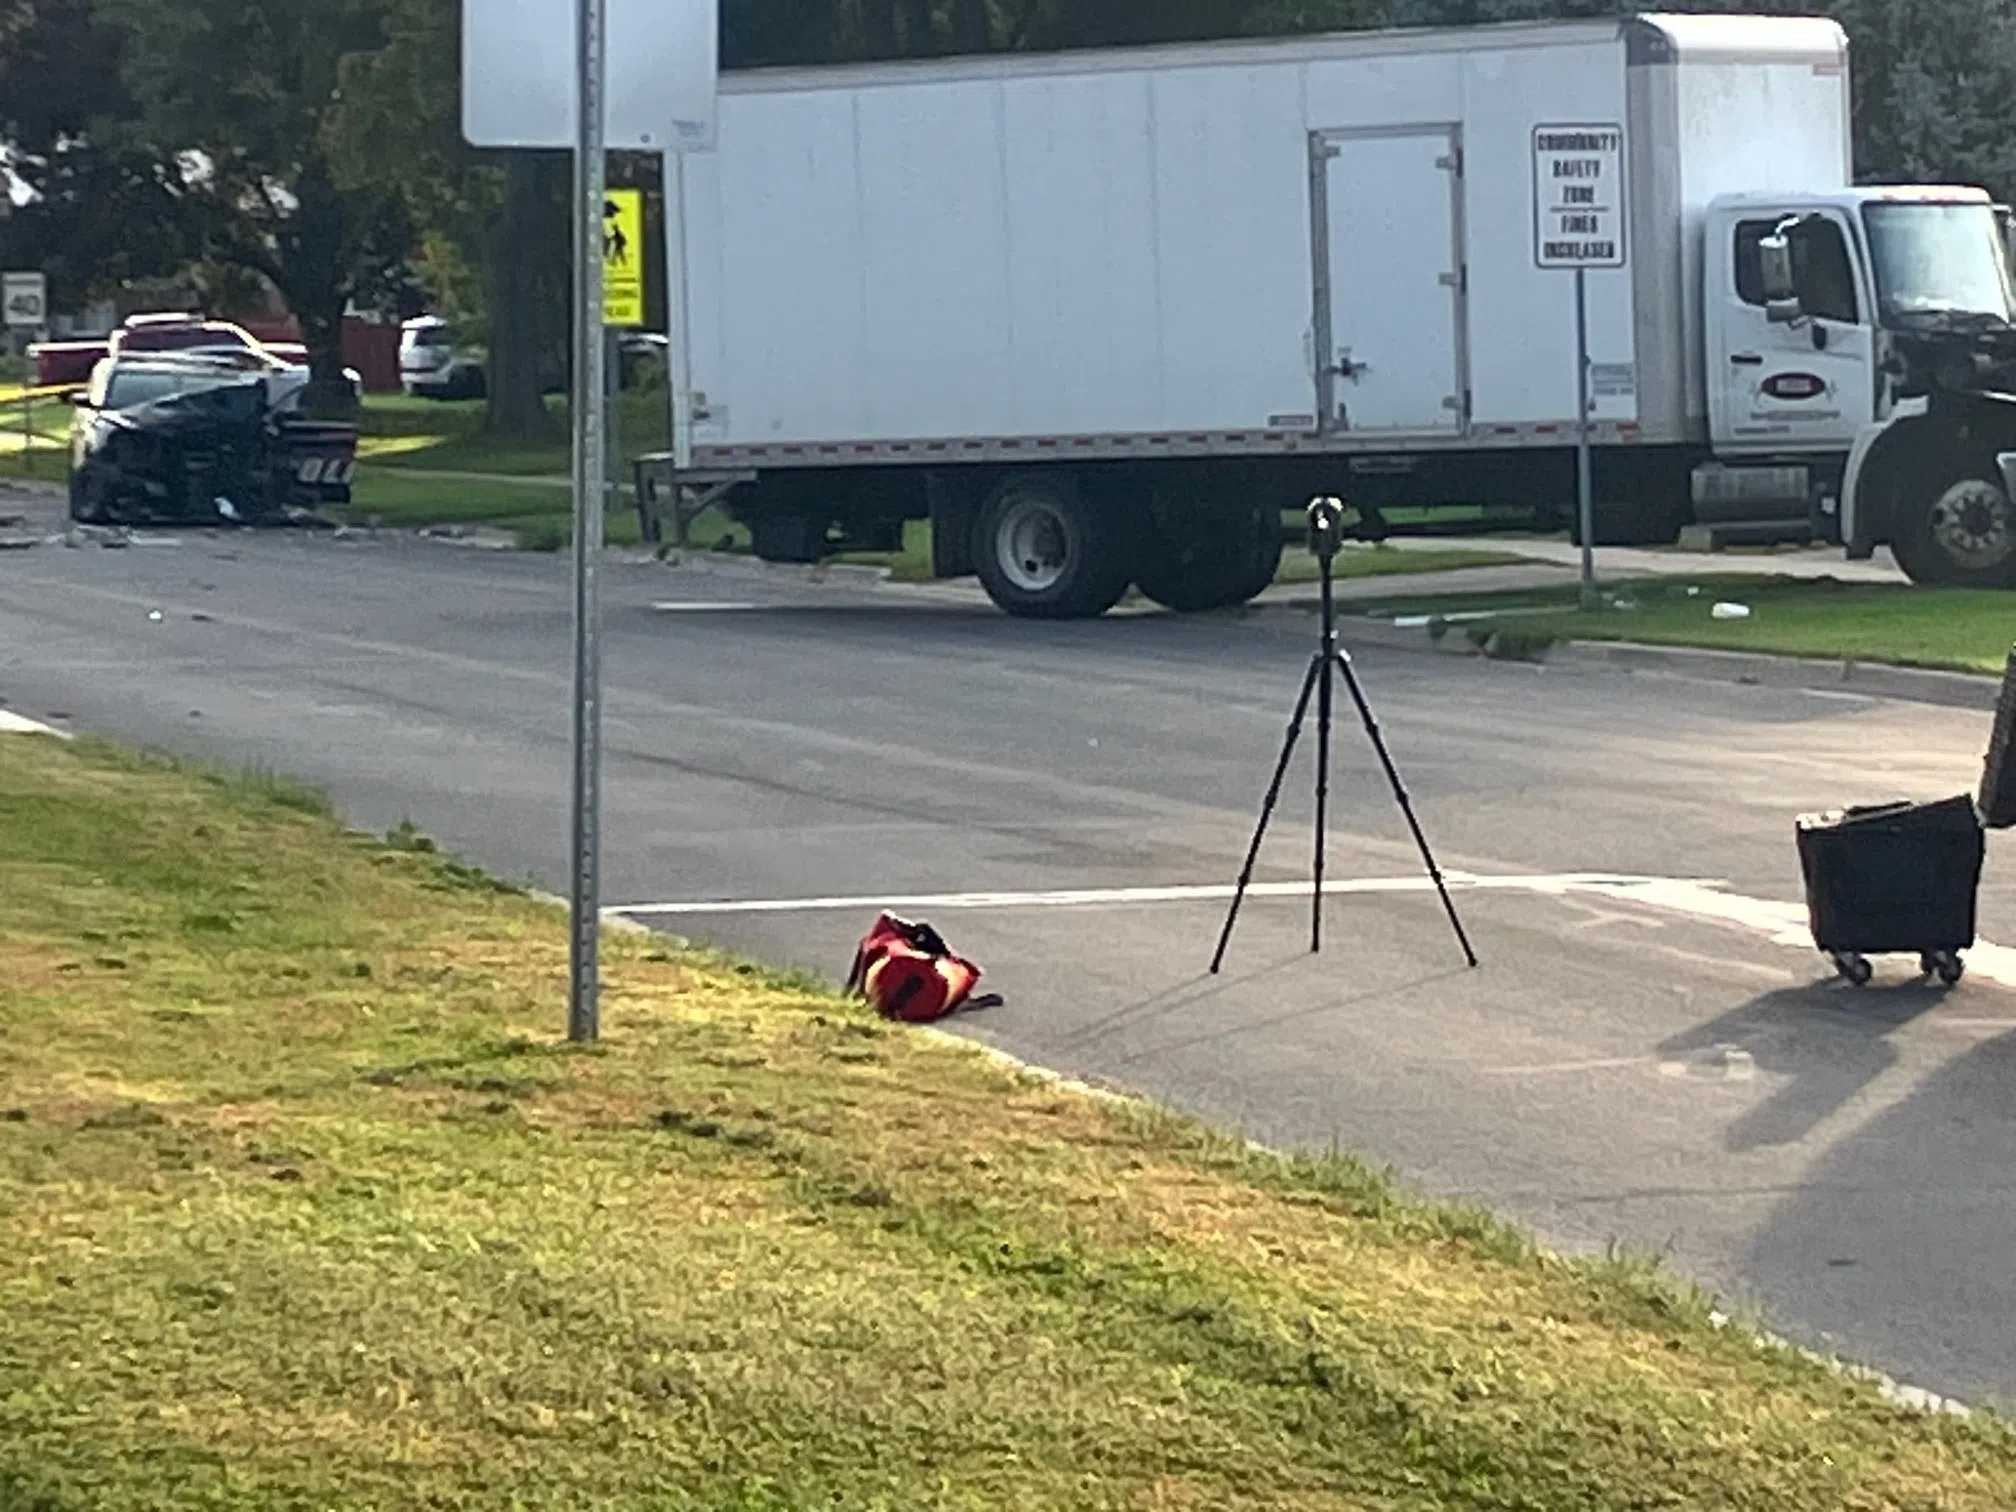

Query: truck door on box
[1712,211,1875,453]
[1313,126,1465,435]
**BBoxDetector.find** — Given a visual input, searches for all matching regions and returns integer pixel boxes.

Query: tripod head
[1308,496,1347,565]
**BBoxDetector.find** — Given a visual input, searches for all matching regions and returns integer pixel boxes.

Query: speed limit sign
[3,271,48,330]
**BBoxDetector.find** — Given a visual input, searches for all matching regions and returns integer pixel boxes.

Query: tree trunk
[297,303,346,385]
[949,0,991,51]
[484,152,563,439]
[266,165,360,419]
[293,298,362,419]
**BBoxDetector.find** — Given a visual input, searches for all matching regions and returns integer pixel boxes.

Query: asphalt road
[4,493,2014,1405]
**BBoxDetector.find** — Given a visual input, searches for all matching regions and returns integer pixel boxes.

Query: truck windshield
[1862,202,2016,325]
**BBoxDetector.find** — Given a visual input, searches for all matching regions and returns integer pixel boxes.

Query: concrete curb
[1549,638,1999,711]
[0,708,71,737]
[1309,610,2002,711]
[635,548,897,588]
[0,479,64,505]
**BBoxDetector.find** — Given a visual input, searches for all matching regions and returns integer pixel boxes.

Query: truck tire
[1891,463,2016,588]
[1135,500,1284,613]
[751,512,826,565]
[973,473,1134,619]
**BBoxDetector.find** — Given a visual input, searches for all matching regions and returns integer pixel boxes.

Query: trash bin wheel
[1831,952,1873,987]
[1923,950,1966,987]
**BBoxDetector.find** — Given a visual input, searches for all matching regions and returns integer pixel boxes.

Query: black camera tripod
[1210,498,1479,974]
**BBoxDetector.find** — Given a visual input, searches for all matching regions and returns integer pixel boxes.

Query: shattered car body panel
[68,361,358,527]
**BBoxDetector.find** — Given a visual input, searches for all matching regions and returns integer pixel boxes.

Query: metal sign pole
[1533,124,1622,612]
[1575,265,1596,609]
[568,0,609,1044]
[663,149,693,474]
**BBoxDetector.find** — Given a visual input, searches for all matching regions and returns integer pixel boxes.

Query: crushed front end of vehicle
[70,378,357,527]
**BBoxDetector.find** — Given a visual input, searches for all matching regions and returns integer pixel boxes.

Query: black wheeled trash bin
[1795,795,1983,987]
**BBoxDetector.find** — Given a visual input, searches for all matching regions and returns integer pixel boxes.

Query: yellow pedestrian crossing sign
[602,188,644,328]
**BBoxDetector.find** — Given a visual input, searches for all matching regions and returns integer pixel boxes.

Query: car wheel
[67,471,109,525]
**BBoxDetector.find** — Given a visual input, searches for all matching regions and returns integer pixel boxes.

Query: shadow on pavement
[1660,979,1952,1153]
[1736,1020,2016,1404]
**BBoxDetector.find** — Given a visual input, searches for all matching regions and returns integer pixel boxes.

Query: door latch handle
[1730,353,1765,366]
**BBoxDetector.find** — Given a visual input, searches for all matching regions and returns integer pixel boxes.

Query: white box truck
[652,12,2016,616]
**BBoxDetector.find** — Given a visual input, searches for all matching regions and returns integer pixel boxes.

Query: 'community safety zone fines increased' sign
[602,189,645,328]
[1532,124,1625,269]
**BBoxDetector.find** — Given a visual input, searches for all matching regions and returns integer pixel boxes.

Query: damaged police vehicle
[66,351,359,527]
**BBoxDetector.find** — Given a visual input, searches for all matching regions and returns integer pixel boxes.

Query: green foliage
[0,0,206,307]
[89,0,421,381]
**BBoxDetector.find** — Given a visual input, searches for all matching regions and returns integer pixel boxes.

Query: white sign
[462,0,718,152]
[2,271,47,330]
[1532,123,1625,269]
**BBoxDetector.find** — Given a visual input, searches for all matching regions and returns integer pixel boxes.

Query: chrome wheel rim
[1929,479,2016,572]
[995,496,1070,594]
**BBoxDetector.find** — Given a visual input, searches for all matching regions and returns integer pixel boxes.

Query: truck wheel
[750,512,826,565]
[973,473,1133,619]
[1892,466,2016,587]
[1135,501,1284,613]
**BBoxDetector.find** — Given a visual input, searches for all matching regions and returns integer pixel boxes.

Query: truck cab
[1702,187,2016,584]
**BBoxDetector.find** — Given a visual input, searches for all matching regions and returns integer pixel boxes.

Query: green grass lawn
[358,390,671,477]
[1277,542,1528,586]
[0,387,72,484]
[348,392,673,547]
[1361,574,2016,675]
[5,731,2016,1507]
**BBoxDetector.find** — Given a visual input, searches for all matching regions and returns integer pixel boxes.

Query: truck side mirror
[1758,233,1796,304]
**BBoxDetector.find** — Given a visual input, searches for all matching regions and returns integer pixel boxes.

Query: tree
[1827,0,2016,200]
[0,0,200,309]
[724,0,838,66]
[97,0,420,397]
[325,0,572,437]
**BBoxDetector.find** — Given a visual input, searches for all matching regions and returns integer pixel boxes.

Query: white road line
[611,870,2016,989]
[608,872,1664,918]
[0,710,69,738]
[651,601,761,613]
[1481,1056,1653,1078]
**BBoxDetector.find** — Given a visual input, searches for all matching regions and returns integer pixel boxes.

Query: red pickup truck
[31,314,312,388]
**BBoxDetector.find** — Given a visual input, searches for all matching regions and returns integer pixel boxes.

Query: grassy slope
[1362,575,2016,675]
[4,734,2016,1509]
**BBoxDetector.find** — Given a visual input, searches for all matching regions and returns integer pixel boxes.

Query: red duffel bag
[846,913,984,1024]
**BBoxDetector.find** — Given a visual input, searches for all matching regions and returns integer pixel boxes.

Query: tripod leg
[1211,653,1324,975]
[1333,650,1481,969]
[1313,630,1334,955]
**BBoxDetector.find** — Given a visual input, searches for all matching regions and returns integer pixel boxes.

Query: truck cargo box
[677,13,1850,470]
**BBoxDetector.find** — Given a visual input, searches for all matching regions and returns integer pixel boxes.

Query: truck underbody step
[1678,520,1814,552]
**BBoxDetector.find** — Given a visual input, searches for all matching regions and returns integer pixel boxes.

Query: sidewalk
[1379,534,1909,585]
